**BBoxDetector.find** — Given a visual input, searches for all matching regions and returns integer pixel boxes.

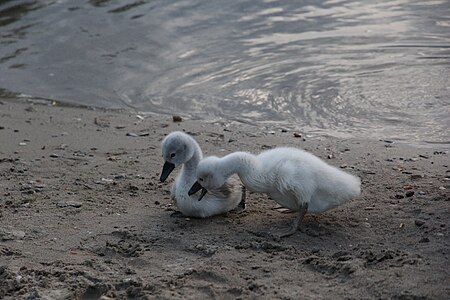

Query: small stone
[172,115,183,122]
[419,154,429,159]
[49,153,59,158]
[332,250,350,258]
[403,184,414,190]
[419,237,429,243]
[433,150,448,155]
[293,133,302,138]
[394,194,404,199]
[0,126,4,130]
[128,185,139,191]
[327,154,333,159]
[0,228,25,241]
[340,164,347,168]
[415,220,425,227]
[57,201,83,208]
[405,191,415,197]
[438,186,446,190]
[19,142,27,146]
[126,132,139,137]
[311,247,320,254]
[154,201,160,205]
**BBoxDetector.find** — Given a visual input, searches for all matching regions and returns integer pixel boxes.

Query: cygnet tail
[336,169,361,200]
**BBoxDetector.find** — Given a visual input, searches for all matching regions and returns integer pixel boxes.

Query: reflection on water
[0,0,449,143]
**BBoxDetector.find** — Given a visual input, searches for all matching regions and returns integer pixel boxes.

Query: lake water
[1,0,449,143]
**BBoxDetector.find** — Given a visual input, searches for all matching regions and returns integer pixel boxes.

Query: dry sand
[0,99,448,299]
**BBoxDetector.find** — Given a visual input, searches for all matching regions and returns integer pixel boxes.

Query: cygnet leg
[278,203,308,238]
[233,186,246,213]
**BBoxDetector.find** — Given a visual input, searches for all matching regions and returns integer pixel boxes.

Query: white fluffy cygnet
[189,147,361,236]
[160,131,245,218]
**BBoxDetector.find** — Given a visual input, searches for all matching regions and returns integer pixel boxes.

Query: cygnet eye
[170,153,176,158]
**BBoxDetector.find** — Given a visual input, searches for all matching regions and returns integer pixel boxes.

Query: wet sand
[0,99,448,299]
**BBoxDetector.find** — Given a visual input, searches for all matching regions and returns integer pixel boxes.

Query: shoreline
[0,98,448,299]
[3,96,449,148]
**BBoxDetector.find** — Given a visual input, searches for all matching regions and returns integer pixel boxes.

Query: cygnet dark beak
[188,181,208,201]
[160,161,175,182]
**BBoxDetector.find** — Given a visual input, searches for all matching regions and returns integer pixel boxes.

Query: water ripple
[0,0,449,143]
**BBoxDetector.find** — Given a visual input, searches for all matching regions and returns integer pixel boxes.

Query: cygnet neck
[182,137,203,174]
[220,152,262,187]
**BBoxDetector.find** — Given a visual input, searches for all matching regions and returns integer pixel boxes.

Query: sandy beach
[0,99,448,299]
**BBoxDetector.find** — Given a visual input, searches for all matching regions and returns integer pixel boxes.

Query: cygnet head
[160,131,196,182]
[196,156,226,190]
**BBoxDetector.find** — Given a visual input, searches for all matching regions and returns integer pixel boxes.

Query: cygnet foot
[273,203,308,238]
[170,211,185,218]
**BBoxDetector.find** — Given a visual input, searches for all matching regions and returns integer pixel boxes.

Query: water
[1,0,449,143]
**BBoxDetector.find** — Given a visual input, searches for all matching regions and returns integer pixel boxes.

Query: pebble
[311,247,320,254]
[395,194,405,199]
[419,237,430,243]
[126,132,149,137]
[405,191,415,198]
[433,150,448,155]
[49,153,60,158]
[414,220,425,227]
[172,115,182,122]
[0,228,26,241]
[293,133,302,138]
[57,200,83,208]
